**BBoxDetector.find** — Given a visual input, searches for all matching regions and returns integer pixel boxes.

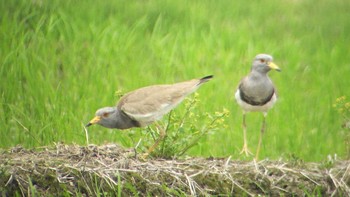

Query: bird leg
[255,113,267,161]
[143,122,166,158]
[240,113,253,156]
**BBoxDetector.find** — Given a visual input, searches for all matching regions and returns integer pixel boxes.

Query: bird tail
[199,75,214,84]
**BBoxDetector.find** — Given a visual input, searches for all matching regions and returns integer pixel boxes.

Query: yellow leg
[240,113,253,156]
[143,123,166,158]
[255,113,267,161]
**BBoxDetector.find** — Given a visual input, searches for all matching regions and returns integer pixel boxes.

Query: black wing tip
[200,75,214,83]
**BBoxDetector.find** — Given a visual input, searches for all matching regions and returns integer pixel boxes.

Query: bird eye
[102,112,109,118]
[260,59,265,63]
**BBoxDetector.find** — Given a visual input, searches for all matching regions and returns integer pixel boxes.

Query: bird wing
[117,79,202,124]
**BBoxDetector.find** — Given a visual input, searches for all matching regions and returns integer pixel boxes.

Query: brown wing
[117,79,203,125]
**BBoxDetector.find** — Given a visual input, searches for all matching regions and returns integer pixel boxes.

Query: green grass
[1,0,350,161]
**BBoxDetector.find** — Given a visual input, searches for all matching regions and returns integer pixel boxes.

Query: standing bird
[235,54,281,160]
[86,75,213,156]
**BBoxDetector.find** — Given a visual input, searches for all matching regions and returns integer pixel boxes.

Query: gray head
[86,107,118,128]
[251,54,281,73]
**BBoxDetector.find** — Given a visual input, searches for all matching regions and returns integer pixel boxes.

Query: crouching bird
[235,54,281,160]
[86,75,213,157]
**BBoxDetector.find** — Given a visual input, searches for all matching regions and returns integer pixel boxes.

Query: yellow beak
[86,116,101,127]
[268,62,281,72]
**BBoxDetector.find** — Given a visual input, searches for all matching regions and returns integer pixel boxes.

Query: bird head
[86,107,117,128]
[252,54,281,73]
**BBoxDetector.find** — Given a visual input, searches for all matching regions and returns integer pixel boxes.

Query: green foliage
[302,186,324,197]
[333,96,350,130]
[321,154,338,169]
[1,0,350,161]
[139,93,229,158]
[28,177,38,197]
[117,172,122,197]
[333,96,350,158]
[285,153,305,167]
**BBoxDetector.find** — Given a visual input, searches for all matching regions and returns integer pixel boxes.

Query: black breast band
[239,87,274,106]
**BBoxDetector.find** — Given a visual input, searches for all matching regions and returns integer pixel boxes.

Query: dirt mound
[1,143,349,196]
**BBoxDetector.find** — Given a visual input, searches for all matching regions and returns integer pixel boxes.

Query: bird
[235,54,281,160]
[86,75,213,157]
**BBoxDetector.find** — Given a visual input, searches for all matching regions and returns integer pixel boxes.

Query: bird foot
[240,145,253,156]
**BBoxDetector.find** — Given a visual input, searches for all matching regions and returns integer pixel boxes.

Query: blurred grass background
[1,0,349,161]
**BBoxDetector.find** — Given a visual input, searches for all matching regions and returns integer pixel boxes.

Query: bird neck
[249,70,268,80]
[109,108,141,129]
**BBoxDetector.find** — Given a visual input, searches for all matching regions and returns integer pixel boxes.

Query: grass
[1,0,350,162]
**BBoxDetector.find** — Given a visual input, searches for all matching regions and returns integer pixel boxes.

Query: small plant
[139,93,229,159]
[333,96,350,158]
[321,154,337,169]
[285,153,304,167]
[333,96,350,129]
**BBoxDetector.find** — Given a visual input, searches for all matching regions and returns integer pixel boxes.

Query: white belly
[235,89,277,113]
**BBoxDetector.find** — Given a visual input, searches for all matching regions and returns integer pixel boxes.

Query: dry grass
[1,143,349,196]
